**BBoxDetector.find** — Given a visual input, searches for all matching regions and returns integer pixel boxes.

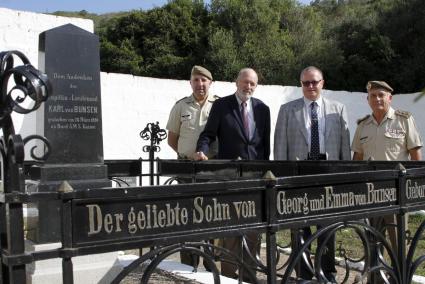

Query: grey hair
[237,68,258,82]
[300,66,323,80]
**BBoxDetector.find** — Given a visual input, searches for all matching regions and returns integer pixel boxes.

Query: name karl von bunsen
[277,182,397,215]
[86,197,256,236]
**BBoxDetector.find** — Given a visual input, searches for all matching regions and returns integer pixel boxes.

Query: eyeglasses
[301,80,322,87]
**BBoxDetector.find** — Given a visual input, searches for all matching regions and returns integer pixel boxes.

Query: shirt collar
[386,107,395,119]
[235,93,251,106]
[303,96,323,108]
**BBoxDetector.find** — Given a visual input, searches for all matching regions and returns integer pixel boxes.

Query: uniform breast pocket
[180,113,195,129]
[359,136,371,145]
[384,132,405,152]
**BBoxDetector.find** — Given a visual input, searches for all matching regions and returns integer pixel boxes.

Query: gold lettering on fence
[193,197,231,223]
[406,179,425,200]
[87,204,124,235]
[277,182,396,216]
[85,196,257,236]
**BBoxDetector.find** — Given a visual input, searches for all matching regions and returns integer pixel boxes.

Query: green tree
[207,0,299,84]
[378,0,425,93]
[99,0,210,78]
[312,0,397,91]
[92,0,425,92]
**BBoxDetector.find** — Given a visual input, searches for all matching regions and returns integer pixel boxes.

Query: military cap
[366,81,394,93]
[191,65,212,81]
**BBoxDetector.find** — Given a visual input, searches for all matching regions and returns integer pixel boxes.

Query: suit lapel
[251,98,260,141]
[323,98,332,140]
[230,94,249,141]
[293,99,308,143]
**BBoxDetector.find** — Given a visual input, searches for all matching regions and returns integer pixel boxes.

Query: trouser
[367,214,408,284]
[221,232,259,282]
[292,225,337,280]
[180,239,216,270]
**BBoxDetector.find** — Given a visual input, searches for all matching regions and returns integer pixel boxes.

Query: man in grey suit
[274,66,350,283]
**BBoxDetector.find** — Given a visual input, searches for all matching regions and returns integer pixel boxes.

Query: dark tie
[310,101,320,159]
[241,101,249,138]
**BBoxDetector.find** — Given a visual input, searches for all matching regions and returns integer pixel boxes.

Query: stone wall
[2,7,424,161]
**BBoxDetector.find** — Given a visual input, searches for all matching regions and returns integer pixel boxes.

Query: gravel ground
[120,248,363,284]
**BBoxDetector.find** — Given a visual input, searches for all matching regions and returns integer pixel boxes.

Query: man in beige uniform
[166,65,218,268]
[166,65,218,159]
[352,80,422,161]
[352,81,423,282]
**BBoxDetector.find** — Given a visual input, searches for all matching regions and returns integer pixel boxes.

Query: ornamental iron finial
[140,122,167,153]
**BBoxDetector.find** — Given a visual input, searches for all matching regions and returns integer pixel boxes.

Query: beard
[237,90,253,101]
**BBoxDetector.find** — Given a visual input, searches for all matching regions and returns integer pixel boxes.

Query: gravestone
[28,24,111,243]
[39,24,103,163]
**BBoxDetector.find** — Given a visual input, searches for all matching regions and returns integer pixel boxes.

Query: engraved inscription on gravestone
[38,24,103,163]
[28,24,111,243]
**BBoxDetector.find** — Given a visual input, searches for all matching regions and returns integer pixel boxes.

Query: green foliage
[97,0,210,79]
[377,0,425,93]
[207,0,297,84]
[53,0,425,92]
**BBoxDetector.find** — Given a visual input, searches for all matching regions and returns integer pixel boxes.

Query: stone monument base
[25,241,123,284]
[26,163,111,243]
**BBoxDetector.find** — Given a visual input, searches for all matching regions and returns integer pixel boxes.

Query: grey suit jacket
[274,97,350,160]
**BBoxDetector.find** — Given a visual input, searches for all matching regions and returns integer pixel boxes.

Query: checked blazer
[274,97,350,160]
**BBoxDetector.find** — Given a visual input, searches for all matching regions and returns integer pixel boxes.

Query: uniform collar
[386,107,396,119]
[189,92,212,104]
[369,107,395,125]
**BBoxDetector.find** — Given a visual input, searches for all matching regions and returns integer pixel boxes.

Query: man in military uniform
[352,80,423,283]
[166,65,218,160]
[352,81,422,161]
[166,65,219,268]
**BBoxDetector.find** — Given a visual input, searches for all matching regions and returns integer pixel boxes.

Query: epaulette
[208,94,220,102]
[395,109,411,118]
[174,96,190,105]
[357,115,370,125]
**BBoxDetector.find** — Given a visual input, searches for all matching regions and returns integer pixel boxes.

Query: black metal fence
[2,50,425,284]
[3,158,425,283]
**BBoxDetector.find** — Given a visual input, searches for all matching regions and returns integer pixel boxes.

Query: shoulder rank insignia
[395,109,411,118]
[357,114,370,125]
[208,94,220,102]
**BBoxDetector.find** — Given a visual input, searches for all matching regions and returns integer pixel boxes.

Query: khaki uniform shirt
[352,107,423,160]
[166,93,219,158]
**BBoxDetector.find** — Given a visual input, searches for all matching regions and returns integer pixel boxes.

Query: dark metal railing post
[397,164,407,284]
[3,136,27,284]
[140,122,167,186]
[60,182,75,284]
[264,171,277,284]
[0,50,51,284]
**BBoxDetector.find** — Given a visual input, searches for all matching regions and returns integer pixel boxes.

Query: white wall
[0,8,93,65]
[100,73,425,160]
[2,8,424,161]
